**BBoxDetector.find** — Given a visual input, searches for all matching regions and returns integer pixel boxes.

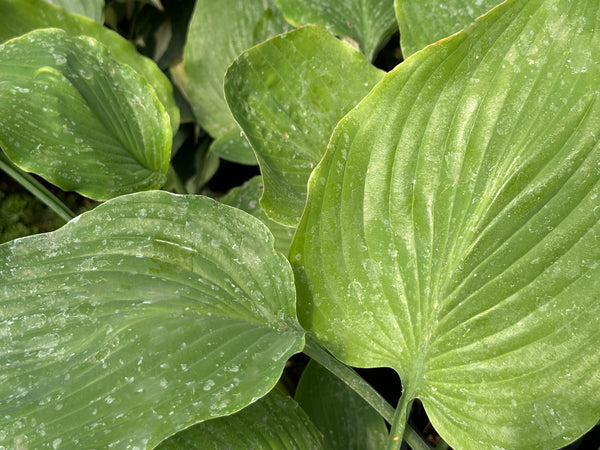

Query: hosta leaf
[275,0,397,61]
[0,0,179,134]
[295,360,387,449]
[396,0,501,57]
[183,0,290,138]
[157,389,323,449]
[291,0,600,447]
[221,176,295,256]
[209,127,257,166]
[0,191,304,448]
[225,25,384,226]
[0,29,171,201]
[42,0,105,23]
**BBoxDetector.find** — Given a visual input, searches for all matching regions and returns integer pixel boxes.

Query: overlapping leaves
[291,0,600,447]
[183,0,290,140]
[225,25,384,225]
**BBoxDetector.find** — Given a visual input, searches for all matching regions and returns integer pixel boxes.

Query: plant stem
[0,151,75,222]
[303,335,429,450]
[385,387,415,450]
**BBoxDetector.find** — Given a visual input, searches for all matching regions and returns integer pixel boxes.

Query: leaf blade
[0,191,304,448]
[291,0,600,447]
[0,29,171,200]
[0,0,179,135]
[225,25,385,225]
[182,0,290,138]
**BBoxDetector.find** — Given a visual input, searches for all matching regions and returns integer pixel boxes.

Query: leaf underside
[0,191,304,448]
[291,0,600,447]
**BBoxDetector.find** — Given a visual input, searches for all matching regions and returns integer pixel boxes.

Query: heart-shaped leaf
[0,29,171,201]
[0,0,179,134]
[295,360,387,449]
[291,0,600,447]
[225,25,384,226]
[0,191,304,448]
[183,0,290,139]
[156,389,323,449]
[395,0,501,57]
[275,0,397,61]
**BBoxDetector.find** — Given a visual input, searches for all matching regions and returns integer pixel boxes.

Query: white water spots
[203,379,215,391]
[52,438,62,449]
[209,399,230,415]
[104,395,115,404]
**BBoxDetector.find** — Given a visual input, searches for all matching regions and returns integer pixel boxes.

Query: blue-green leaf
[0,191,304,448]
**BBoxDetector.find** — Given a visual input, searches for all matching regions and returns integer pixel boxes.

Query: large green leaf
[221,176,296,256]
[225,25,384,226]
[182,0,290,138]
[0,29,171,201]
[395,0,501,57]
[42,0,105,23]
[275,0,397,61]
[0,0,179,134]
[291,0,600,447]
[295,360,387,449]
[157,389,323,449]
[0,191,304,448]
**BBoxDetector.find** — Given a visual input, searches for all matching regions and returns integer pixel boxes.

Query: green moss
[0,190,67,243]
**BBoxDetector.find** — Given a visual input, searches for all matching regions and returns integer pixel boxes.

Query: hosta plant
[0,0,599,449]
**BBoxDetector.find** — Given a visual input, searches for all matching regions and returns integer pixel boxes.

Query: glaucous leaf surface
[0,0,179,134]
[295,360,387,449]
[209,128,257,166]
[157,389,323,449]
[42,0,105,23]
[225,25,384,226]
[0,29,171,201]
[183,0,290,138]
[291,0,600,447]
[221,176,296,256]
[0,191,304,448]
[275,0,397,61]
[396,0,500,57]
